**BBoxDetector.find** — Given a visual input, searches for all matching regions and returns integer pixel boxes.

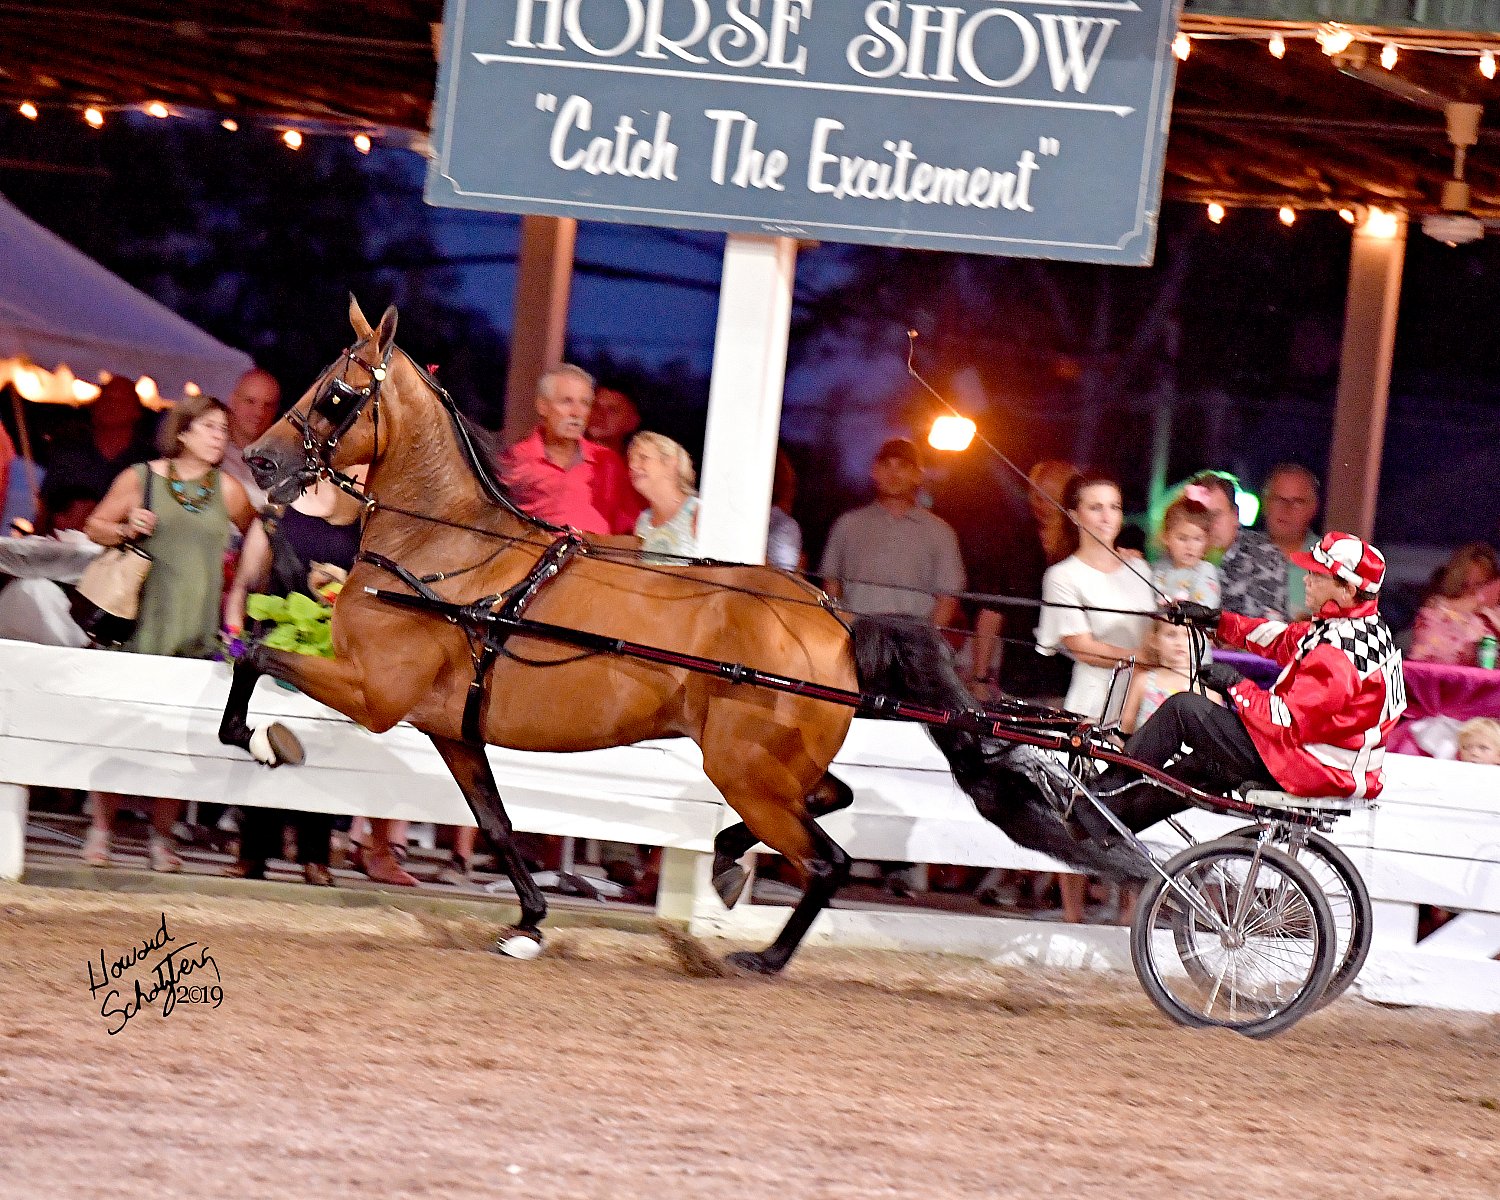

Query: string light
[220,118,239,131]
[1173,33,1191,62]
[1317,24,1354,57]
[82,107,104,129]
[1339,207,1357,224]
[1279,206,1296,226]
[18,101,37,120]
[1268,34,1286,59]
[353,133,372,154]
[1381,43,1398,70]
[1207,202,1225,224]
[1482,50,1497,79]
[282,129,303,150]
[145,101,170,119]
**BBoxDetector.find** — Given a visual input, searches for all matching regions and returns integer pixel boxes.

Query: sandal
[148,836,183,874]
[82,827,111,867]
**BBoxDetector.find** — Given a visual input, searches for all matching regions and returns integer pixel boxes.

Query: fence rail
[1,640,1495,1012]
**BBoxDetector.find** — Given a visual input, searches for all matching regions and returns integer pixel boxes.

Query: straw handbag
[72,471,155,647]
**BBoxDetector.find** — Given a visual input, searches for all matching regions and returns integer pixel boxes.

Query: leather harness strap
[358,534,584,746]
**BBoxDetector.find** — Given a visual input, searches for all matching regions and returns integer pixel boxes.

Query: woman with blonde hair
[627,431,700,559]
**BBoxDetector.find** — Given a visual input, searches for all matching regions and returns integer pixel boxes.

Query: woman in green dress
[81,394,256,870]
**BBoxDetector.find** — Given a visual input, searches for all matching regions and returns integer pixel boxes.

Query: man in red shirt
[500,364,642,535]
[1089,531,1404,837]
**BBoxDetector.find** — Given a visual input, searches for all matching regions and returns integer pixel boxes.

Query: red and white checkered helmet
[1289,531,1386,594]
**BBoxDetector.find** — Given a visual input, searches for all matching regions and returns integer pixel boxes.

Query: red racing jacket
[1217,599,1407,800]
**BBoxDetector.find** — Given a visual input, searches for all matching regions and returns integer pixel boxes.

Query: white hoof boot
[497,930,543,960]
[247,723,305,767]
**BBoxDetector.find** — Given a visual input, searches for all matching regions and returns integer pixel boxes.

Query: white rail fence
[1,639,1496,1013]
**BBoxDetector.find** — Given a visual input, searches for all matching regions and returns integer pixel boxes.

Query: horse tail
[852,615,976,715]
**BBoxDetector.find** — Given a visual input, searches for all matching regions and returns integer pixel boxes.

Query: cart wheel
[1229,825,1372,1009]
[1131,836,1337,1038]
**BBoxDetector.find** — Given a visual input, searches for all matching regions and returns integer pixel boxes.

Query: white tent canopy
[0,191,251,402]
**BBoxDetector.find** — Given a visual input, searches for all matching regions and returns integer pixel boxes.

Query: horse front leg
[218,656,305,766]
[428,733,549,958]
[218,645,375,767]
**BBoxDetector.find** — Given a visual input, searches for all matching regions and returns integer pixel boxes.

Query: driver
[1087,531,1406,836]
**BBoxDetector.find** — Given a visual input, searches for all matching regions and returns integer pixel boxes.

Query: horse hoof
[496,929,543,960]
[725,949,779,976]
[712,864,749,908]
[248,723,305,767]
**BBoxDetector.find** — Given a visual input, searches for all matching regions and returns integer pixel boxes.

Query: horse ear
[375,305,399,357]
[349,295,373,339]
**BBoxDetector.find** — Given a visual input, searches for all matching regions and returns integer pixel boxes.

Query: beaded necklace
[167,463,219,514]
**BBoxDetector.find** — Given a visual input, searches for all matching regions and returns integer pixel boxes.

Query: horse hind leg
[428,733,549,958]
[720,801,851,975]
[217,657,304,767]
[712,771,853,908]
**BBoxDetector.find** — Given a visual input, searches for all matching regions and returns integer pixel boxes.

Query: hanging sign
[426,1,1183,265]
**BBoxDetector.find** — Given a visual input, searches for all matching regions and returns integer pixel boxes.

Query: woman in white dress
[1036,472,1156,725]
[1035,471,1157,923]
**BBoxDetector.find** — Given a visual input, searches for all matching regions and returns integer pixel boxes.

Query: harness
[358,533,587,745]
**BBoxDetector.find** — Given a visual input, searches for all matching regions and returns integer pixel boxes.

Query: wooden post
[1325,211,1408,540]
[0,785,26,881]
[500,215,578,447]
[695,234,799,563]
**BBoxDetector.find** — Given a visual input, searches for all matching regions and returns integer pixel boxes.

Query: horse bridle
[284,340,394,486]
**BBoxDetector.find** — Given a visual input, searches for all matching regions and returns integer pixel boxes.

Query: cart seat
[1238,788,1373,817]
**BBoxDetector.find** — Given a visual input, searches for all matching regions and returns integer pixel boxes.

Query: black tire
[1131,836,1337,1039]
[1229,824,1372,1008]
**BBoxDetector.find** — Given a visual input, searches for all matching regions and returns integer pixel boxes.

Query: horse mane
[397,351,562,533]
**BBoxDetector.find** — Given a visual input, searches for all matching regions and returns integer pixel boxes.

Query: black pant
[240,808,334,868]
[1097,692,1276,833]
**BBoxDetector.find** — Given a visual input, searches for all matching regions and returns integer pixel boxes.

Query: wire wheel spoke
[1133,837,1337,1037]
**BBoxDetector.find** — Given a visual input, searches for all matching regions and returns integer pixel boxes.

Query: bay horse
[218,299,858,973]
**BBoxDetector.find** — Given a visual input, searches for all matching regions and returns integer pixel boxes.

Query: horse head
[246,296,398,504]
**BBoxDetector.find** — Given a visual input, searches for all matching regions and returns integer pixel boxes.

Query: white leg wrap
[248,725,279,766]
[497,932,543,960]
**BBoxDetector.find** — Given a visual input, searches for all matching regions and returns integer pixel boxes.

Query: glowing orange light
[928,415,977,453]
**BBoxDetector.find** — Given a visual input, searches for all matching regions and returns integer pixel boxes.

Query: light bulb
[1317,25,1354,57]
[1482,51,1497,80]
[928,415,977,453]
[18,101,38,120]
[1173,33,1191,62]
[83,106,104,128]
[282,129,303,150]
[1279,206,1296,226]
[1339,207,1356,224]
[146,101,169,118]
[1207,202,1225,224]
[353,133,372,154]
[1268,35,1286,59]
[1381,43,1398,70]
